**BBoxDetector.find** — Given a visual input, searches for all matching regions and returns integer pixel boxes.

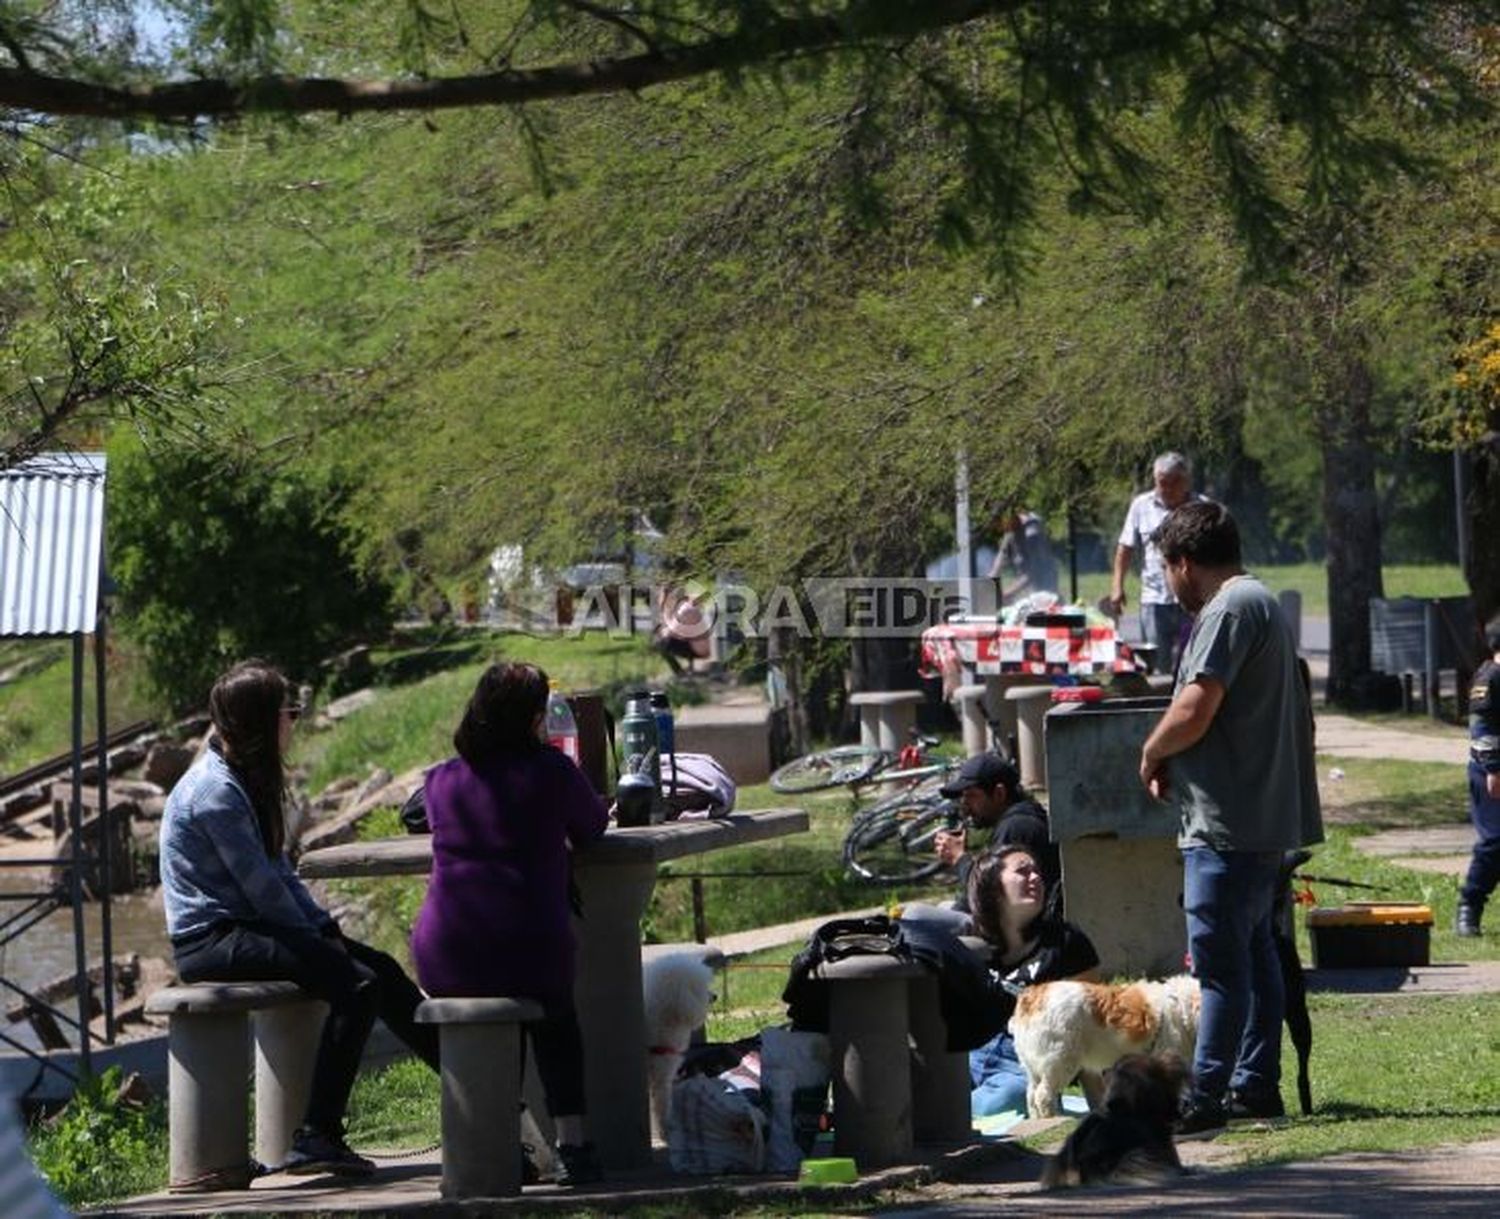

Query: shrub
[109,436,392,710]
[29,1067,167,1207]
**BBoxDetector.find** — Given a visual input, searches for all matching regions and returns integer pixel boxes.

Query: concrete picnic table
[298,808,809,1173]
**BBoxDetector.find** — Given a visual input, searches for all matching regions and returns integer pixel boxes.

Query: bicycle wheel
[770,745,889,794]
[842,799,955,885]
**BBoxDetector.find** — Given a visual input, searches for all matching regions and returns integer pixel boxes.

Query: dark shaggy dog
[1040,1052,1189,1189]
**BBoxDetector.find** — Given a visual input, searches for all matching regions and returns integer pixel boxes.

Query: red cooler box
[1307,902,1433,968]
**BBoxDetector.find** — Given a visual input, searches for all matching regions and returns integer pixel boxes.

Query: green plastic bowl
[799,1156,858,1184]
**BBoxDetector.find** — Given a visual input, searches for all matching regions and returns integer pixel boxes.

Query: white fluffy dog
[1010,974,1200,1118]
[642,951,718,1145]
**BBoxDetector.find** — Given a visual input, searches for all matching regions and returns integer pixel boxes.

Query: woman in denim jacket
[160,661,438,1179]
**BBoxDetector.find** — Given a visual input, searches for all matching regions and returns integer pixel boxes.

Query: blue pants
[970,1031,1028,1117]
[1141,603,1186,675]
[1461,761,1500,911]
[1182,847,1284,1103]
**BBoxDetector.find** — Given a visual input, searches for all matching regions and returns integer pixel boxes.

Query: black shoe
[520,1142,541,1186]
[1174,1095,1227,1140]
[281,1127,376,1177]
[1227,1086,1286,1121]
[554,1142,603,1187]
[1457,902,1482,937]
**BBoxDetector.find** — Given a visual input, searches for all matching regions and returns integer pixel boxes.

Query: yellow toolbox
[1306,903,1433,968]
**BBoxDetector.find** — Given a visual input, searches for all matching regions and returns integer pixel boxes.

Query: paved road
[877,1136,1500,1216]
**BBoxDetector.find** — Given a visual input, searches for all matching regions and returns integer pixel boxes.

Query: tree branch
[0,0,1008,120]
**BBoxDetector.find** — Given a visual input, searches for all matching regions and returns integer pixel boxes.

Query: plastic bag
[759,1026,831,1172]
[667,1074,767,1174]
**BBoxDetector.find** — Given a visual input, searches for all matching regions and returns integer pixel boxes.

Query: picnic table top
[297,808,809,879]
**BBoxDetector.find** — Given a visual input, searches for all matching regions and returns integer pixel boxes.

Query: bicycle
[841,789,958,885]
[769,733,958,795]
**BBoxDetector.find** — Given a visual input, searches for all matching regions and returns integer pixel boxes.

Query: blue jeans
[1141,603,1186,675]
[1461,761,1500,911]
[1182,846,1284,1103]
[970,1030,1028,1117]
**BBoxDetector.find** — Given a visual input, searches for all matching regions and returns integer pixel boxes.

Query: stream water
[0,867,172,1008]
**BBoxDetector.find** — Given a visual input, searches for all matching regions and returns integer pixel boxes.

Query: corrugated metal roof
[0,452,106,637]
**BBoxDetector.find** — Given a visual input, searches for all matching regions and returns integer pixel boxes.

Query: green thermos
[619,690,661,793]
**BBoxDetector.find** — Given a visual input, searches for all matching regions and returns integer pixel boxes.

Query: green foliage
[345,1055,440,1151]
[0,638,162,774]
[29,1067,168,1208]
[108,434,393,710]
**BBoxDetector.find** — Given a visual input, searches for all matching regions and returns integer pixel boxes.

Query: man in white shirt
[1106,451,1201,674]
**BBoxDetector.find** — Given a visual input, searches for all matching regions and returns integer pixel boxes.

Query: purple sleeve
[557,756,609,844]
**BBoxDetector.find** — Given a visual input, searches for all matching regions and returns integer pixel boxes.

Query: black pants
[526,996,587,1118]
[174,921,440,1136]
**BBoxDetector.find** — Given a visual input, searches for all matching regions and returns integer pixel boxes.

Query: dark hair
[1486,614,1500,653]
[209,661,291,857]
[1152,500,1241,568]
[454,662,550,766]
[968,844,1044,944]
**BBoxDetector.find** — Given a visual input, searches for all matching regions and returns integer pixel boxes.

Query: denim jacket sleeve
[196,774,329,933]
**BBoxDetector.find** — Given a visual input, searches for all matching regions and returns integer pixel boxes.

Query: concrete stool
[1005,684,1055,790]
[951,683,991,758]
[145,981,325,1192]
[907,973,972,1144]
[849,690,924,754]
[815,954,926,1168]
[416,996,543,1199]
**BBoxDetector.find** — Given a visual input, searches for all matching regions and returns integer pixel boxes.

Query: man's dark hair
[1153,500,1241,568]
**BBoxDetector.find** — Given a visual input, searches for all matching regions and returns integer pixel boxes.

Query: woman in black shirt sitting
[968,845,1099,1117]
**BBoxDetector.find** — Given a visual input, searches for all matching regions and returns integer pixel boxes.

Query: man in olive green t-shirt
[1138,501,1322,1136]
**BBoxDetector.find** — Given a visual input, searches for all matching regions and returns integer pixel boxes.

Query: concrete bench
[144,982,327,1192]
[416,997,543,1199]
[813,954,971,1168]
[951,683,992,758]
[671,700,773,786]
[849,690,924,754]
[1004,684,1055,790]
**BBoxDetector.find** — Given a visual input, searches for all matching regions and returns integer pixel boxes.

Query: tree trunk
[1320,357,1385,707]
[1465,437,1500,628]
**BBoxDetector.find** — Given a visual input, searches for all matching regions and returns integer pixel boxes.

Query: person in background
[160,662,440,1180]
[410,662,609,1186]
[1138,501,1322,1135]
[653,585,712,676]
[1106,452,1202,674]
[989,508,1060,602]
[1457,616,1500,936]
[967,847,1099,1117]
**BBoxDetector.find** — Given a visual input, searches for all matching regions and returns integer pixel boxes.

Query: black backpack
[781,915,1009,1052]
[781,915,910,1033]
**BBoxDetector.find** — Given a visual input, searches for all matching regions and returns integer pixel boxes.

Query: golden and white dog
[642,951,718,1145]
[1010,974,1200,1118]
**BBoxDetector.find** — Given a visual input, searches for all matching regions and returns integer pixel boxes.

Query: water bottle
[619,690,661,791]
[546,686,580,765]
[649,691,675,795]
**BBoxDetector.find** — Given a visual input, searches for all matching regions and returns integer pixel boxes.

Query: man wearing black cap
[934,753,1060,915]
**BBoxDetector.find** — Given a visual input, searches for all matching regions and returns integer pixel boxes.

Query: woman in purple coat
[411,662,608,1185]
